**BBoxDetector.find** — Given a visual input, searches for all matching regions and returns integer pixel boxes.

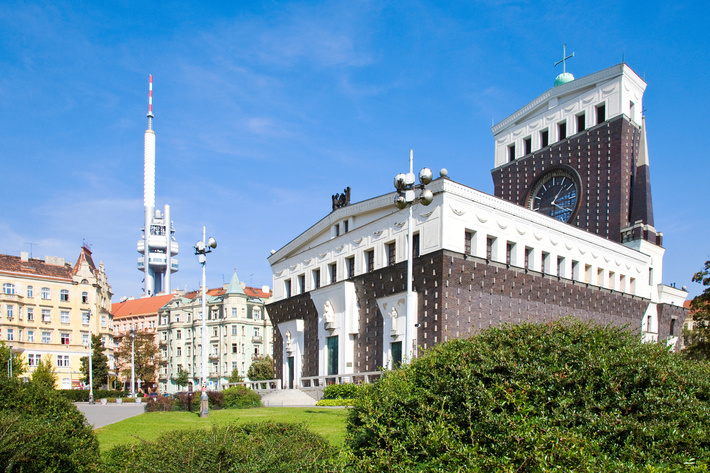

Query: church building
[266,63,688,389]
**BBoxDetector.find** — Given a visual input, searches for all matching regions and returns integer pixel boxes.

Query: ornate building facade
[156,271,273,393]
[0,246,114,388]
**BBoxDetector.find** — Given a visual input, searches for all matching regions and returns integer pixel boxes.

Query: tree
[80,333,109,390]
[114,331,161,391]
[31,356,57,389]
[0,341,25,382]
[228,368,244,384]
[684,259,710,360]
[173,367,190,390]
[247,355,273,381]
[346,319,710,471]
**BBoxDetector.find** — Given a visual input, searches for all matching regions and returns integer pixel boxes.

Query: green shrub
[323,383,362,400]
[102,422,335,472]
[0,379,100,472]
[345,319,710,472]
[316,398,355,406]
[145,396,174,412]
[223,386,262,409]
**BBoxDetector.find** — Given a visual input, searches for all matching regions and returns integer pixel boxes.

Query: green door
[287,356,294,389]
[391,341,402,368]
[327,336,339,376]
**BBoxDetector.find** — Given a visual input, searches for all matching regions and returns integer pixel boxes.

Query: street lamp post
[194,226,217,418]
[393,150,433,362]
[8,345,12,378]
[87,310,94,404]
[130,328,136,398]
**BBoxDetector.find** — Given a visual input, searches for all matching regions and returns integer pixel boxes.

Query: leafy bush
[145,396,174,412]
[316,398,355,406]
[345,319,710,472]
[102,422,335,472]
[223,386,262,409]
[323,383,362,400]
[0,379,100,472]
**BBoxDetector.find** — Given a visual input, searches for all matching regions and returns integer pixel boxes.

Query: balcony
[252,336,263,343]
[208,353,219,360]
[159,339,167,347]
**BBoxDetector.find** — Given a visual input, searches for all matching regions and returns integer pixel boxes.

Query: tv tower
[137,75,179,296]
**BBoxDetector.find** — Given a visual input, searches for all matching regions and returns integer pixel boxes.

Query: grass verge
[95,407,349,452]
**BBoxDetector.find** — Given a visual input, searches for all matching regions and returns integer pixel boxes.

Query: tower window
[524,137,532,155]
[508,144,515,162]
[312,269,321,289]
[465,231,476,256]
[366,249,375,272]
[346,256,355,279]
[298,274,305,294]
[486,237,496,261]
[284,279,292,298]
[558,121,567,141]
[329,263,337,284]
[525,247,533,270]
[412,233,420,258]
[596,103,606,124]
[387,242,396,266]
[576,113,585,133]
[540,129,549,148]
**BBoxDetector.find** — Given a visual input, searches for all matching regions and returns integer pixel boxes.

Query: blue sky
[1,0,708,300]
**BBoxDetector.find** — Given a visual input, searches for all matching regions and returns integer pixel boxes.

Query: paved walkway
[75,402,146,429]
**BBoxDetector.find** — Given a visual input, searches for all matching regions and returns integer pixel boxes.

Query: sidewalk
[75,402,146,429]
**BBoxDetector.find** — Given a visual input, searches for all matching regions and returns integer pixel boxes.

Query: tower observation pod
[136,75,179,296]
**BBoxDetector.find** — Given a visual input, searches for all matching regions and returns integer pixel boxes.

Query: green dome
[554,72,574,87]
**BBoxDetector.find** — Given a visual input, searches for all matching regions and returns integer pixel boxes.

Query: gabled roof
[72,245,96,275]
[244,286,272,299]
[112,294,175,319]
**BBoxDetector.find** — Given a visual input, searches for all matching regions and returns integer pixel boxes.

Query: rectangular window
[231,308,237,318]
[366,249,375,272]
[27,286,33,298]
[101,315,107,328]
[82,312,89,325]
[42,309,51,322]
[508,144,516,162]
[540,129,549,148]
[232,343,238,353]
[82,333,89,346]
[557,257,564,277]
[343,220,349,233]
[465,231,476,256]
[61,333,70,345]
[253,308,261,320]
[27,330,34,343]
[630,277,636,294]
[670,319,676,337]
[57,355,69,367]
[572,260,580,281]
[387,242,396,266]
[558,121,567,141]
[27,354,37,366]
[60,289,69,302]
[231,325,237,336]
[486,237,496,261]
[298,274,305,294]
[506,242,515,266]
[2,283,14,295]
[524,137,532,155]
[177,346,182,356]
[41,287,50,300]
[576,113,585,133]
[413,233,420,258]
[525,247,533,270]
[313,269,321,289]
[346,257,355,279]
[6,305,13,319]
[329,263,337,284]
[7,329,14,341]
[61,311,70,324]
[597,268,605,287]
[41,331,51,344]
[254,327,260,338]
[596,103,606,124]
[176,330,182,340]
[284,279,292,298]
[81,291,88,304]
[585,264,593,283]
[334,224,340,237]
[608,271,616,290]
[213,327,218,337]
[542,252,550,274]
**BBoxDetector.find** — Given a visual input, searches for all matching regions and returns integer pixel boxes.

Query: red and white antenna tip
[147,75,154,118]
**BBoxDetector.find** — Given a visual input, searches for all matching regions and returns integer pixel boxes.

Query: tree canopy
[80,333,109,390]
[346,318,710,471]
[31,356,57,389]
[114,330,161,390]
[0,342,25,382]
[247,355,274,381]
[684,259,710,360]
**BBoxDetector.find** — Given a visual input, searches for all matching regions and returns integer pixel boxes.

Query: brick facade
[268,249,650,380]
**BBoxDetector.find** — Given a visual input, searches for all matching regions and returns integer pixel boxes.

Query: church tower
[490,62,661,247]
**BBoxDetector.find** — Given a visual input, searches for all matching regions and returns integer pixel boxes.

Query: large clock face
[529,170,579,222]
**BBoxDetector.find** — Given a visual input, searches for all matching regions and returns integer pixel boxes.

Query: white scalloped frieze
[530,120,541,130]
[394,221,406,228]
[497,220,508,230]
[604,256,611,263]
[450,205,465,216]
[319,253,327,259]
[476,214,488,223]
[534,232,543,241]
[420,210,434,219]
[373,230,383,237]
[550,238,559,246]
[516,227,526,236]
[335,246,344,252]
[565,243,573,251]
[592,252,599,259]
[601,85,617,96]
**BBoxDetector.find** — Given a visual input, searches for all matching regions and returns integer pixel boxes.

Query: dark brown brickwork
[268,249,651,380]
[492,116,641,243]
[656,302,687,351]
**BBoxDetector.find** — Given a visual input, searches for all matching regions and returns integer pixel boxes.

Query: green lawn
[95,407,350,452]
